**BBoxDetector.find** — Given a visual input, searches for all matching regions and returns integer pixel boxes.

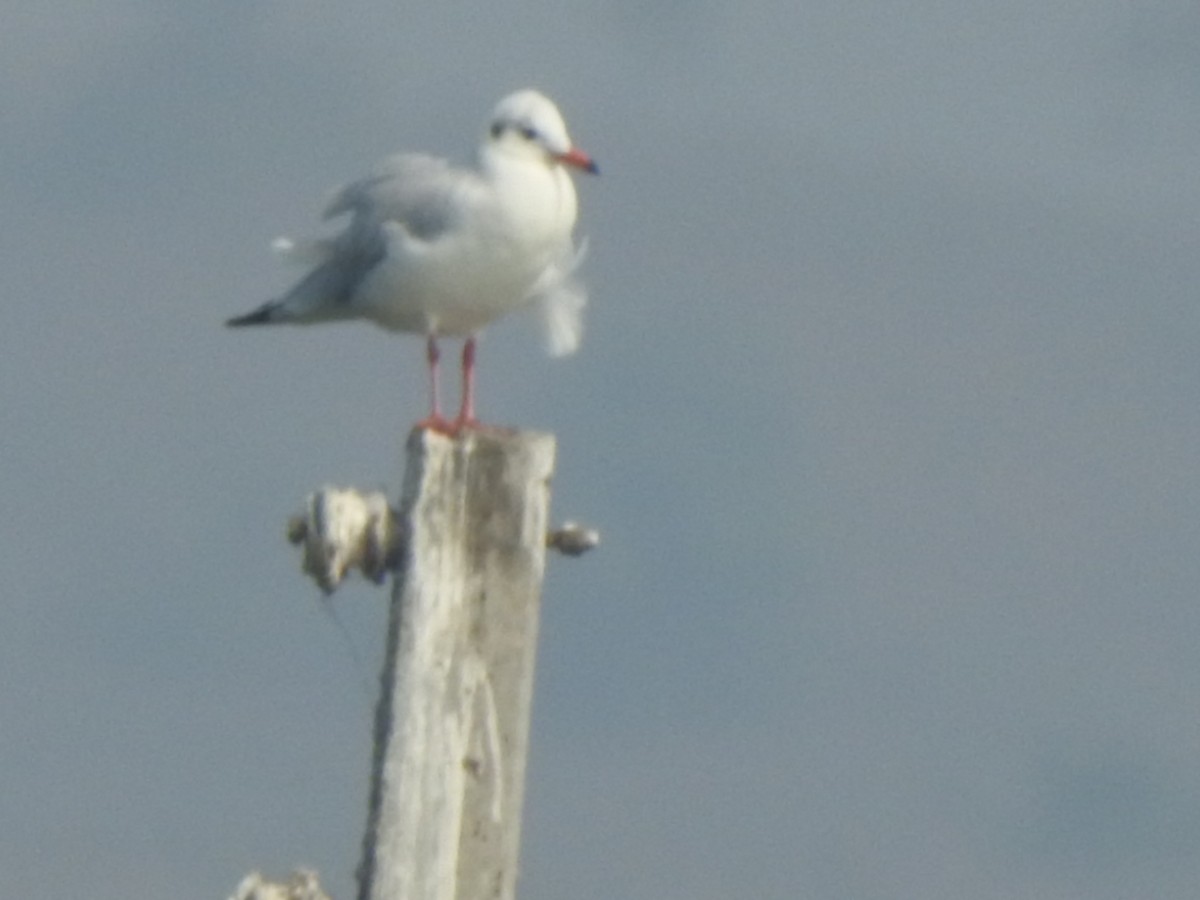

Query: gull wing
[251,154,478,320]
[322,153,472,241]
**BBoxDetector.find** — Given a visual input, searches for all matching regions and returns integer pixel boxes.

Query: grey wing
[322,153,469,241]
[261,154,472,321]
[260,227,386,322]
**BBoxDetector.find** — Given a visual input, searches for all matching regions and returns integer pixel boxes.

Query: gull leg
[416,335,451,431]
[428,336,441,419]
[454,336,478,431]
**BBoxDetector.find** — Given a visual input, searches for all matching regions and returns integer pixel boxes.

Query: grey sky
[3,2,1200,898]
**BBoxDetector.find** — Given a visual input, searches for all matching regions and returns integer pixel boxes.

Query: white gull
[227,89,597,431]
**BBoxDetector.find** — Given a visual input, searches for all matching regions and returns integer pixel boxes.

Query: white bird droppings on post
[357,428,556,900]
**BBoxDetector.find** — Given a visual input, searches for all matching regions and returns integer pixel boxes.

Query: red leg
[416,335,452,432]
[427,335,441,418]
[454,336,478,430]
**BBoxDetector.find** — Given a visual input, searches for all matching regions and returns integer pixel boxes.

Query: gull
[226,89,598,432]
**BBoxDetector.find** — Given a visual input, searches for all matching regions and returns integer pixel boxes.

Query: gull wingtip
[225,306,274,327]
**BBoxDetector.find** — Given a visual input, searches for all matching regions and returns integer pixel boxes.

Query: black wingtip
[225,306,274,327]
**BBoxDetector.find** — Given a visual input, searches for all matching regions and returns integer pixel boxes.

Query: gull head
[484,89,598,175]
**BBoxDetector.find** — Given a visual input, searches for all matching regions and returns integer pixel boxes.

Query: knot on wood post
[227,869,330,900]
[286,487,404,593]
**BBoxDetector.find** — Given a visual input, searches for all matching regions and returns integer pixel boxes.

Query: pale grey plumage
[228,90,596,355]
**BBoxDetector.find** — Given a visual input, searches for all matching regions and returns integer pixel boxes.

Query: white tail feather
[272,236,335,266]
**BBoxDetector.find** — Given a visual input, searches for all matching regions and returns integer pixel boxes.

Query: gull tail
[271,236,336,267]
[227,232,357,327]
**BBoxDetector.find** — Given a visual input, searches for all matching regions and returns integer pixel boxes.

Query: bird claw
[414,414,482,437]
[414,415,455,435]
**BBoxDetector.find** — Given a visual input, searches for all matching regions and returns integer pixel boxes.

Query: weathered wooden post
[355,427,555,900]
[231,426,598,900]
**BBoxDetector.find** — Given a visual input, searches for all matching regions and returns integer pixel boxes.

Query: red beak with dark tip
[557,147,599,175]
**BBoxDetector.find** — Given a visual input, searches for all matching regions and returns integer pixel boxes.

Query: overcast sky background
[4,1,1200,898]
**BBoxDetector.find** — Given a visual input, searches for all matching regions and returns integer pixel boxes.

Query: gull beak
[556,147,599,175]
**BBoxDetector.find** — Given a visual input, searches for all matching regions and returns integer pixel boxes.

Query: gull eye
[518,124,538,141]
